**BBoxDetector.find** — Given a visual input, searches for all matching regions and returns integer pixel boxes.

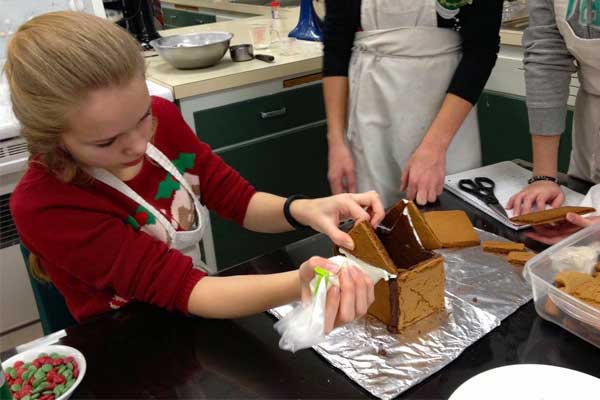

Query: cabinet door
[211,123,331,269]
[194,84,325,150]
[477,91,573,172]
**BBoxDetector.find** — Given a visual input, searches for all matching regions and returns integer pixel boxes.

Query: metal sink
[230,0,299,7]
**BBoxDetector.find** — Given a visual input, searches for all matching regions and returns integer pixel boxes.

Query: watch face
[313,0,325,21]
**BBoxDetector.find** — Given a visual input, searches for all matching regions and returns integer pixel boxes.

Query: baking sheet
[444,161,585,230]
[270,229,533,399]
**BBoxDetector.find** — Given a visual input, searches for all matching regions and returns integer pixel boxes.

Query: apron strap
[352,27,462,58]
[88,166,177,238]
[88,142,207,242]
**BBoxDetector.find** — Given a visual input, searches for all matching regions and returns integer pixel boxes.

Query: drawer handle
[260,107,287,119]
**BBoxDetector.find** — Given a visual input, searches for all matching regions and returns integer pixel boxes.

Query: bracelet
[528,175,559,185]
[284,194,309,229]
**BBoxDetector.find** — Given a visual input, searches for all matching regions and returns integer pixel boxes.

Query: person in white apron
[507,0,600,244]
[323,0,503,208]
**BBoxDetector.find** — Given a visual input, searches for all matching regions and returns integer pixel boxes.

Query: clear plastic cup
[249,23,281,50]
[250,23,271,50]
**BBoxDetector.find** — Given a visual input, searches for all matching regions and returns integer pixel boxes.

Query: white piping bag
[274,254,396,352]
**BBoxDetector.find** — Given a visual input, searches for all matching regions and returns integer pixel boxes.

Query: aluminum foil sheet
[270,229,533,399]
[440,231,533,322]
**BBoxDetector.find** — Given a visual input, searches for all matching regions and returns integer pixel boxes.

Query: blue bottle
[288,0,323,42]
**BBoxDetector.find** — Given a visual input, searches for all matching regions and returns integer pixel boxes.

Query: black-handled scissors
[458,177,509,220]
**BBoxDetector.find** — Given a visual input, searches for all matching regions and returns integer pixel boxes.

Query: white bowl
[2,344,86,400]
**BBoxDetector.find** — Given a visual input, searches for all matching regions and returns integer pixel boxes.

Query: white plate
[2,344,86,400]
[449,364,600,400]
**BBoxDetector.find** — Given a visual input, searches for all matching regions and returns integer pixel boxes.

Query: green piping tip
[313,266,330,295]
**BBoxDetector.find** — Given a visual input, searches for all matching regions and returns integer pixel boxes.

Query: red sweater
[11,96,256,321]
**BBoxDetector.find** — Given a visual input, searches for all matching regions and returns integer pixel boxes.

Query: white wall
[0,0,104,61]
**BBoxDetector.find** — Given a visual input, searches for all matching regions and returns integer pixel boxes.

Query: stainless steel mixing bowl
[150,32,233,69]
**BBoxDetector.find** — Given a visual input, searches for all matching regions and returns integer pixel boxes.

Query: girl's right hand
[298,256,374,334]
[506,180,565,216]
[328,140,357,194]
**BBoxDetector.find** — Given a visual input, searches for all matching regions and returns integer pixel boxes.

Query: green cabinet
[193,84,330,269]
[211,124,330,268]
[194,84,325,149]
[477,91,574,172]
[162,8,216,29]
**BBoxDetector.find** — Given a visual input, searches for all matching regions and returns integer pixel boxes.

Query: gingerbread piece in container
[555,271,595,293]
[554,270,600,311]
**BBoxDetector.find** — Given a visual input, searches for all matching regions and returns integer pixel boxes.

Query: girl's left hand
[298,256,375,334]
[525,213,600,245]
[291,191,385,250]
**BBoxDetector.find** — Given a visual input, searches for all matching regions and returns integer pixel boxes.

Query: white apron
[88,143,214,274]
[554,0,600,183]
[347,0,481,208]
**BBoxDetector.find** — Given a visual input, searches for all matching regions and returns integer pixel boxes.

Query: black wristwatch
[284,194,309,229]
[527,175,559,185]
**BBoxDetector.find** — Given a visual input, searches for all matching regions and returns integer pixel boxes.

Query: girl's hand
[506,181,565,216]
[298,256,375,334]
[401,142,446,205]
[525,213,600,245]
[291,191,385,249]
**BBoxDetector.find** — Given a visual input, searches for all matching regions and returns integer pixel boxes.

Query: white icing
[551,246,599,275]
[402,203,423,246]
[338,249,397,282]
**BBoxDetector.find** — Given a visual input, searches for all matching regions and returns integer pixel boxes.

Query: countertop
[499,17,527,47]
[164,0,273,17]
[146,6,323,99]
[499,28,523,47]
[3,167,599,399]
[147,0,525,100]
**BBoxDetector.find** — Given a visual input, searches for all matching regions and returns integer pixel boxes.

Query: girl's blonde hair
[4,11,146,282]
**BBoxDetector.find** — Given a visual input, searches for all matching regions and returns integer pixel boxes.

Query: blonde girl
[6,12,383,332]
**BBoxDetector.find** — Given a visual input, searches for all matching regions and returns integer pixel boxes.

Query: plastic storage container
[524,223,600,348]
